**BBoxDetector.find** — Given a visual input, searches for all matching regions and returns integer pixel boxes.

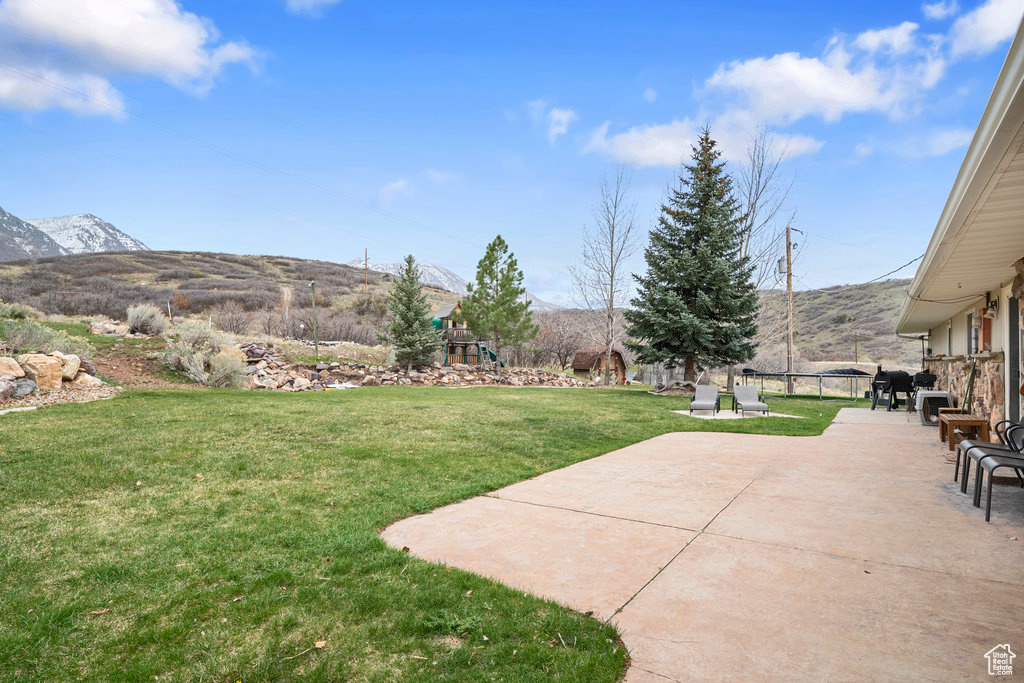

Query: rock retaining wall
[0,352,102,399]
[239,342,591,391]
[924,353,1004,430]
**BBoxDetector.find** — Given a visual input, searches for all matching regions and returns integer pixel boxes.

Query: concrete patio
[382,407,1024,681]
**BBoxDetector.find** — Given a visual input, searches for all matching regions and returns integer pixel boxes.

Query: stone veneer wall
[923,353,1004,431]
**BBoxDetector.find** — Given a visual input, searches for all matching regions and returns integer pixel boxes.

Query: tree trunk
[684,356,697,384]
[726,365,735,391]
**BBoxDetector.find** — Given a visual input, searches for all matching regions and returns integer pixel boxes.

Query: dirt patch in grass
[91,339,193,390]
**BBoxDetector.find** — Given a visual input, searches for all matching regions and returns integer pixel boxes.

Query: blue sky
[1,0,1023,303]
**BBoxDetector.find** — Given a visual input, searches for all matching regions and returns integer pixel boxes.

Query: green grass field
[0,387,861,681]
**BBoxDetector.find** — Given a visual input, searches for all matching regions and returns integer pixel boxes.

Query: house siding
[922,280,1019,428]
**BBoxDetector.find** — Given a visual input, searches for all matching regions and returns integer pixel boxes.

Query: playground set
[431,302,501,368]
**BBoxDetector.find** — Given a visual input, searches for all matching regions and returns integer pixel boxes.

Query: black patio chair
[975,451,1024,521]
[955,421,1024,493]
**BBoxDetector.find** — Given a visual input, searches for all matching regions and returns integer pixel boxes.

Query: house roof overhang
[896,17,1024,336]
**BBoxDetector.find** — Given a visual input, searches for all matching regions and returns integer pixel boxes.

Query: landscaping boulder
[89,321,131,336]
[70,371,104,388]
[244,345,267,359]
[17,354,62,391]
[0,356,25,378]
[50,352,81,380]
[291,377,312,391]
[13,379,37,397]
[0,378,15,399]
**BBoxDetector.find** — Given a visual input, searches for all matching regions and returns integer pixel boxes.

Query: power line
[789,253,924,294]
[864,254,923,283]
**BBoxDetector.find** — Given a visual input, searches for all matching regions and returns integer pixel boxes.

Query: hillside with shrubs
[0,251,461,347]
[752,278,920,370]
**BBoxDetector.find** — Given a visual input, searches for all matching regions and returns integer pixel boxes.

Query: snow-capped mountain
[346,257,562,310]
[0,205,68,262]
[524,292,562,312]
[347,258,471,295]
[28,214,148,254]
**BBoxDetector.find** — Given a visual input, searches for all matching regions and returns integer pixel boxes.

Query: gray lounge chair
[733,385,769,416]
[689,385,720,415]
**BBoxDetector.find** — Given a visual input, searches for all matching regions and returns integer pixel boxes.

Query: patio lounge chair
[690,385,720,415]
[733,385,769,416]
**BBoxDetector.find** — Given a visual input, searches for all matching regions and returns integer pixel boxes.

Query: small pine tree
[383,255,442,372]
[459,235,538,372]
[625,127,759,382]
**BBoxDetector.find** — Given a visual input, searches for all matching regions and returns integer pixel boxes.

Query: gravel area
[0,385,122,413]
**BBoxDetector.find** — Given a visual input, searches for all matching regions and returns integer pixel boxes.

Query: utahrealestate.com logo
[986,644,1016,676]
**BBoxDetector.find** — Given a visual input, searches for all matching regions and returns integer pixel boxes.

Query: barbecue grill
[871,366,914,411]
[913,372,937,390]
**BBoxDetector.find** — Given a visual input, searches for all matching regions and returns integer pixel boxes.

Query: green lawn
[39,320,122,355]
[0,387,862,681]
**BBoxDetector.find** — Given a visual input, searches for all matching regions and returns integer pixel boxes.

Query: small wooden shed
[572,348,627,384]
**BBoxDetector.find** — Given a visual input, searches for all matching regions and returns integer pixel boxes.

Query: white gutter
[896,15,1024,334]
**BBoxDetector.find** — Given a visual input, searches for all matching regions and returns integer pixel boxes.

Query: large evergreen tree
[625,127,759,382]
[459,235,538,371]
[383,255,442,372]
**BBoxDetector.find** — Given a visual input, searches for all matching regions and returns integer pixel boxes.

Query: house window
[967,313,978,355]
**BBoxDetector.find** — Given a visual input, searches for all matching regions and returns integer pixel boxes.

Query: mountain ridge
[347,257,562,311]
[0,205,68,261]
[28,213,148,254]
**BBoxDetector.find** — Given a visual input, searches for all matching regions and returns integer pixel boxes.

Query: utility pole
[364,248,368,295]
[309,280,319,361]
[786,225,794,394]
[853,330,859,364]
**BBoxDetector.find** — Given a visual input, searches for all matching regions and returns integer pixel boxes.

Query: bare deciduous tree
[212,300,254,335]
[534,310,587,370]
[728,127,794,388]
[737,127,792,290]
[569,168,639,385]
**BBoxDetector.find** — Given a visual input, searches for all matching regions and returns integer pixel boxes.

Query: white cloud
[546,107,577,143]
[524,99,577,143]
[949,0,1024,57]
[285,0,343,15]
[0,66,124,116]
[0,0,255,116]
[585,119,698,167]
[704,22,952,132]
[925,126,973,155]
[585,117,823,167]
[922,1,960,19]
[854,22,920,54]
[379,179,412,207]
[643,87,658,103]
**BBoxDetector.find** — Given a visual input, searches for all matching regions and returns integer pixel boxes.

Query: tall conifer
[384,255,442,372]
[625,127,759,381]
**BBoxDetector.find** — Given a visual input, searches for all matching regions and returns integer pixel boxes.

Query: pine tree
[625,127,759,382]
[459,235,538,372]
[384,255,442,373]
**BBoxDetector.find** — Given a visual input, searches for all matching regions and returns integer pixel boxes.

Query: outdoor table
[938,413,990,450]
